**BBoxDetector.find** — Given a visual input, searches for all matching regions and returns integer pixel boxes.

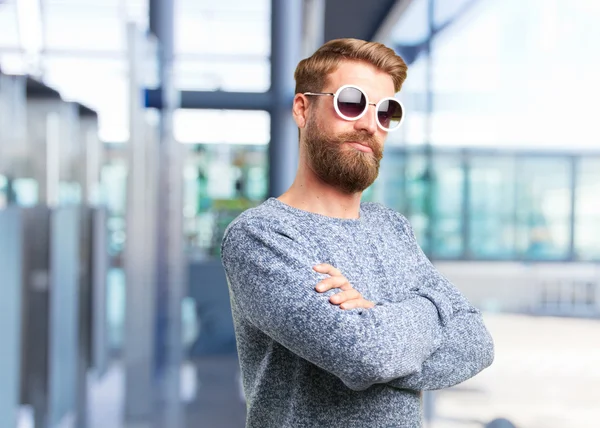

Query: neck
[277,158,363,220]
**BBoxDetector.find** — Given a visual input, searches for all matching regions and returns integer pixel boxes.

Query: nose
[354,103,378,135]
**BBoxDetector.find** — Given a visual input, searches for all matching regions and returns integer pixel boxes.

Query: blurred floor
[89,363,123,428]
[430,314,600,428]
[88,355,246,428]
[186,355,246,428]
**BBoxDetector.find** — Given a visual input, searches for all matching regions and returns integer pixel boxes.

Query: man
[221,38,494,428]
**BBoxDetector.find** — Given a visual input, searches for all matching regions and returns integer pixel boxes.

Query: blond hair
[294,38,408,94]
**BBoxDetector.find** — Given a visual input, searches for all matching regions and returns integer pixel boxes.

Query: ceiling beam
[372,0,414,43]
[323,0,402,42]
[395,0,484,65]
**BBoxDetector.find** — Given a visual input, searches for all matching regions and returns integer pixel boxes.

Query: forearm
[233,281,446,391]
[387,309,494,391]
[380,214,494,390]
[222,220,450,391]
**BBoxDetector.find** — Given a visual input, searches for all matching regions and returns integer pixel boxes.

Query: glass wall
[175,0,270,92]
[376,148,600,262]
[575,158,600,260]
[514,156,572,260]
[431,154,464,258]
[384,0,600,262]
[468,155,517,259]
[183,142,268,259]
[423,0,600,151]
[174,109,270,259]
[0,174,6,209]
[404,154,428,248]
[99,146,128,353]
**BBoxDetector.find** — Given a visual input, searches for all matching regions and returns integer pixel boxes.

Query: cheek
[318,117,343,138]
[334,120,359,136]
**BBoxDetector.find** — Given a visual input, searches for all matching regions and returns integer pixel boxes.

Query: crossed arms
[221,217,494,392]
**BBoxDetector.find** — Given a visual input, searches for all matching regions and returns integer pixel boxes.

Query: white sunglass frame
[303,84,405,132]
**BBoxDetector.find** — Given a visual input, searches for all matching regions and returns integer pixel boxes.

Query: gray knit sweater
[221,198,494,428]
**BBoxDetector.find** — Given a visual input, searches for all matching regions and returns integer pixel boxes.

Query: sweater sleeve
[221,218,449,391]
[387,308,494,391]
[386,215,495,391]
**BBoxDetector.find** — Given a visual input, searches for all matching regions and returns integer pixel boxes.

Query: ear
[292,93,309,129]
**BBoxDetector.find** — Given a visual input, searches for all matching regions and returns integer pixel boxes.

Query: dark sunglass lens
[337,87,366,118]
[377,100,403,129]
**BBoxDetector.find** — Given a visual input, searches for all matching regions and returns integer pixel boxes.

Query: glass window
[174,109,270,145]
[377,148,407,213]
[0,2,20,47]
[427,0,600,150]
[12,178,38,206]
[42,56,129,142]
[431,154,464,258]
[402,151,465,258]
[175,0,270,93]
[388,53,428,148]
[0,52,27,75]
[403,153,430,252]
[174,58,270,92]
[176,0,270,56]
[44,2,126,52]
[178,110,269,259]
[469,156,517,259]
[515,157,571,260]
[0,174,7,208]
[390,0,429,44]
[184,143,267,259]
[575,158,600,261]
[100,158,127,257]
[4,0,148,141]
[433,0,481,28]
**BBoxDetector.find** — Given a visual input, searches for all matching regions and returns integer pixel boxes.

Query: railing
[534,278,600,318]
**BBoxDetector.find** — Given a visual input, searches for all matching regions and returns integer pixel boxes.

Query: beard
[303,117,384,194]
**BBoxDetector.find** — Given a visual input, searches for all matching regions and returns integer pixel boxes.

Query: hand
[313,263,375,310]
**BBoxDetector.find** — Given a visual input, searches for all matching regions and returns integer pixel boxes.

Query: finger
[329,289,361,304]
[340,299,376,310]
[315,276,351,292]
[313,263,343,277]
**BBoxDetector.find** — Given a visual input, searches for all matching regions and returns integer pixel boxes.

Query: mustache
[334,132,381,152]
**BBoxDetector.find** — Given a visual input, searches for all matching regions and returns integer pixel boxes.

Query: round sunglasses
[303,84,405,132]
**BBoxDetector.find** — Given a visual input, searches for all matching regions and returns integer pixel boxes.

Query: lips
[346,141,373,153]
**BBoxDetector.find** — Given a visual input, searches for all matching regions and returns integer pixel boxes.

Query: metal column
[0,208,23,428]
[301,0,325,57]
[124,23,157,423]
[150,0,185,425]
[269,0,303,198]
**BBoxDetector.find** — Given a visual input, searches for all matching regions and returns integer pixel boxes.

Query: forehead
[324,60,396,100]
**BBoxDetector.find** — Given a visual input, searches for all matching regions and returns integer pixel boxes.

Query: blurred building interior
[1,0,599,427]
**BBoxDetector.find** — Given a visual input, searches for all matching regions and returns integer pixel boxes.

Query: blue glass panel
[468,156,517,259]
[515,157,571,260]
[575,158,600,260]
[431,155,464,258]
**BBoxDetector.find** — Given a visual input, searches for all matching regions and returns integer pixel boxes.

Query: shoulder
[361,202,416,239]
[222,199,299,250]
[224,202,275,240]
[361,202,410,225]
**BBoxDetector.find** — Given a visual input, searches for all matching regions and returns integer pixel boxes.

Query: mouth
[346,141,373,153]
